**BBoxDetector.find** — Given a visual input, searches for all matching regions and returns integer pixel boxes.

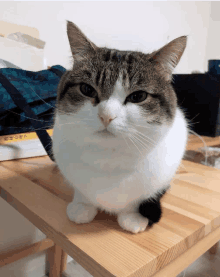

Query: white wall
[206,1,220,62]
[0,1,211,72]
[0,2,212,276]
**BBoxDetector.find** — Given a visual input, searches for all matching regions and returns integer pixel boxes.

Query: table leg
[60,250,68,272]
[47,244,65,277]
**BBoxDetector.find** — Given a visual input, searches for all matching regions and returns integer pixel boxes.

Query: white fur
[52,77,188,233]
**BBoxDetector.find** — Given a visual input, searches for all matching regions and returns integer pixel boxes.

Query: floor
[43,242,220,277]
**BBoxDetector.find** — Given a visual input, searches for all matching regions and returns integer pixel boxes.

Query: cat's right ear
[149,36,187,81]
[67,21,98,60]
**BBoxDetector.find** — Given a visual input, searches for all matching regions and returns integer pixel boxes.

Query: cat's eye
[80,83,97,98]
[126,91,148,103]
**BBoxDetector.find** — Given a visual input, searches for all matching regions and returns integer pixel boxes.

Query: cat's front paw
[117,212,149,234]
[67,202,98,224]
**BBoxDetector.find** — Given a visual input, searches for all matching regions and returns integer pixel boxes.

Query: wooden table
[1,134,220,277]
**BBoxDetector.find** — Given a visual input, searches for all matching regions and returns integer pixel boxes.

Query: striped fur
[52,21,189,234]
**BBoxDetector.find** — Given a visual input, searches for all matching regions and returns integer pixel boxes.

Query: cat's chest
[55,141,149,208]
[80,147,137,173]
[67,162,147,212]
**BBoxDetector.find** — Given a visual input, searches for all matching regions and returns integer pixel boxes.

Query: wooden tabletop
[0,134,220,277]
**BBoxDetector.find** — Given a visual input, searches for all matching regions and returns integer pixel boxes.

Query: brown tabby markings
[56,24,186,126]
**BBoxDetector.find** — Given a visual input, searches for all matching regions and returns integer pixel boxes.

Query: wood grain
[0,134,220,276]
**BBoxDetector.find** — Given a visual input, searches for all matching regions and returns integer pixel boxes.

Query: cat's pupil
[129,91,147,103]
[80,83,96,98]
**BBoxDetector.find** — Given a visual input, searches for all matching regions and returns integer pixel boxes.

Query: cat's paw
[117,212,149,234]
[67,202,98,224]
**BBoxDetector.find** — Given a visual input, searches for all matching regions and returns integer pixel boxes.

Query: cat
[52,21,189,234]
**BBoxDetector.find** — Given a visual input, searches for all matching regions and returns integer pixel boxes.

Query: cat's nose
[99,115,116,127]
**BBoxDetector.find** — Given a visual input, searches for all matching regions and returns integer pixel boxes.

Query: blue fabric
[0,65,66,135]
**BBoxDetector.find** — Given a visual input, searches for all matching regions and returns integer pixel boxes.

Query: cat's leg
[117,212,149,234]
[117,198,162,233]
[67,189,98,224]
[117,188,168,233]
[138,187,169,227]
[138,197,162,227]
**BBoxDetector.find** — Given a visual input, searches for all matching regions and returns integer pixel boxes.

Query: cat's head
[55,21,187,151]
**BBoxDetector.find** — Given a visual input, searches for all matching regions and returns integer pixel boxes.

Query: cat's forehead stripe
[95,50,140,90]
[101,50,137,65]
[102,49,111,62]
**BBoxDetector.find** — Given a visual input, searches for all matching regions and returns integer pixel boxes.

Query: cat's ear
[149,36,187,81]
[67,21,98,61]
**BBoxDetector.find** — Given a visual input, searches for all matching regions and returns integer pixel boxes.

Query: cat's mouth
[95,128,116,138]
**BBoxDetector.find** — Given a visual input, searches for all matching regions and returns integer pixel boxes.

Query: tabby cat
[52,21,189,233]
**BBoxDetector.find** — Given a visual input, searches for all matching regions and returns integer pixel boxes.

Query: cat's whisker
[3,113,93,133]
[128,135,143,157]
[128,127,149,145]
[51,136,70,157]
[189,113,200,123]
[131,133,151,152]
[129,122,151,129]
[128,134,146,157]
[133,132,155,149]
[187,123,200,128]
[45,110,70,116]
[128,125,156,146]
[119,131,131,150]
[134,127,158,145]
[128,125,157,147]
[54,118,95,129]
[5,109,54,123]
[23,76,56,109]
[7,110,94,128]
[6,125,54,132]
[129,127,157,147]
[44,140,53,151]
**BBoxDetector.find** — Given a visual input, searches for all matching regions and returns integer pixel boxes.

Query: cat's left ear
[149,36,187,81]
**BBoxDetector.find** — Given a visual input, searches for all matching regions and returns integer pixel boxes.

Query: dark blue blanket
[0,65,66,136]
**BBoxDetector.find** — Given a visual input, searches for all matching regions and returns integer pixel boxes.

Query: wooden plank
[175,172,220,193]
[0,238,54,267]
[170,179,220,213]
[0,163,219,277]
[0,165,157,277]
[0,157,73,202]
[151,226,220,277]
[161,193,220,235]
[1,135,220,276]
